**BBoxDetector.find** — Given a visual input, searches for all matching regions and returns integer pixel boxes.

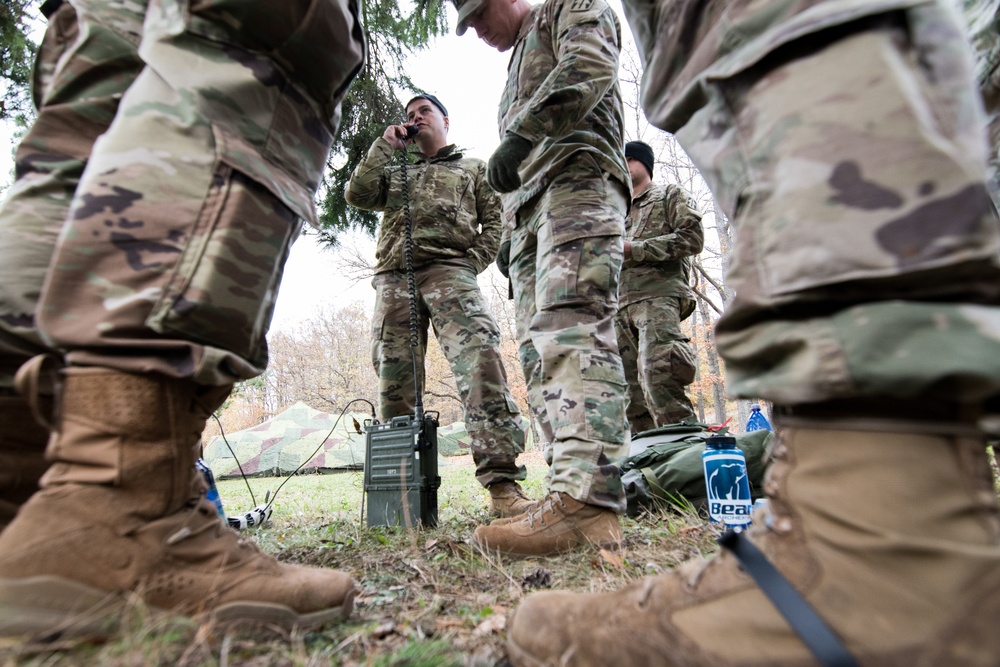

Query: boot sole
[207,588,356,630]
[506,634,549,667]
[0,576,132,640]
[472,529,622,558]
[0,576,355,640]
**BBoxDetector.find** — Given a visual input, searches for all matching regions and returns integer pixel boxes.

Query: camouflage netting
[203,402,371,479]
[203,402,473,479]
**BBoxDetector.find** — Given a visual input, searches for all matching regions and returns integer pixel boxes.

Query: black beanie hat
[625,141,654,179]
[405,93,448,118]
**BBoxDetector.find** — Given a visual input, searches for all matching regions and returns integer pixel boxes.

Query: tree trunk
[696,296,727,424]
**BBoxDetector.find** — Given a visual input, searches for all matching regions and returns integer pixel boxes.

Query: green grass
[0,458,720,667]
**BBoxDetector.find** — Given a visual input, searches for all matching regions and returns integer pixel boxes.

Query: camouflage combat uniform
[344,139,526,488]
[615,182,703,433]
[499,0,630,511]
[618,0,1000,411]
[964,0,1000,198]
[0,0,365,388]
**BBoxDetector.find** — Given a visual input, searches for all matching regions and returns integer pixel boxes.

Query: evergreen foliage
[0,0,38,129]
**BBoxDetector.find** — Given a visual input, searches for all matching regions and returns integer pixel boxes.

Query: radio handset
[404,125,419,139]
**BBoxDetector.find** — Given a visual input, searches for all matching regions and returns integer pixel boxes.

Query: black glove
[496,239,511,278]
[487,134,532,193]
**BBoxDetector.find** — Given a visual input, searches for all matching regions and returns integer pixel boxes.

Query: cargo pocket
[668,339,698,386]
[146,161,301,369]
[457,288,502,346]
[152,0,364,227]
[581,356,627,445]
[370,309,385,372]
[543,238,584,307]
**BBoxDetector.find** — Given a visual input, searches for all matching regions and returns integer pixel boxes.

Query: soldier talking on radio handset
[345,93,534,518]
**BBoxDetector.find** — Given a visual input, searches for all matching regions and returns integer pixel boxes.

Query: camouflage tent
[203,402,369,479]
[437,421,471,457]
[435,416,534,456]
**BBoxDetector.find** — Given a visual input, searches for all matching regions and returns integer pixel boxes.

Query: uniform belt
[774,398,980,425]
[41,0,64,19]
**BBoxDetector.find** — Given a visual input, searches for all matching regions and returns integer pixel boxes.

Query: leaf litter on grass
[1,456,723,667]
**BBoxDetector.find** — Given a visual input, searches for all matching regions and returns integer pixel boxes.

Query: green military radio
[363,413,440,528]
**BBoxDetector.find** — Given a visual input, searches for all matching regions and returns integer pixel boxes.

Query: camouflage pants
[615,296,696,434]
[964,0,1000,199]
[371,261,526,488]
[0,0,147,390]
[676,5,1000,408]
[509,155,628,512]
[0,0,364,388]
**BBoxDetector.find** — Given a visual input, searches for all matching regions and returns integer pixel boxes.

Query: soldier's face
[627,157,649,187]
[406,100,449,141]
[466,0,521,52]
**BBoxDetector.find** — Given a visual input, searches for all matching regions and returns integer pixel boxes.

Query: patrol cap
[452,0,487,36]
[405,92,448,118]
[625,141,655,179]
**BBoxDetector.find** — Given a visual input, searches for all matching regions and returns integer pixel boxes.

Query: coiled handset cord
[399,141,424,422]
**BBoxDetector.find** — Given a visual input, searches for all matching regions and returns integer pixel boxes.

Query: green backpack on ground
[619,422,772,517]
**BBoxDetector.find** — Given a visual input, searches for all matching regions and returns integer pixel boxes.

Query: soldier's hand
[383,124,413,151]
[488,135,532,193]
[496,239,512,278]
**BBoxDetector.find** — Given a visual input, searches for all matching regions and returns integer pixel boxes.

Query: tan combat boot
[0,393,50,532]
[488,481,535,517]
[506,424,1000,666]
[0,366,356,640]
[474,491,621,556]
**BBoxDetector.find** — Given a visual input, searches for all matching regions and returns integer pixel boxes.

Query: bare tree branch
[692,286,723,316]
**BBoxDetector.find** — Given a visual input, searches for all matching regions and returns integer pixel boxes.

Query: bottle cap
[751,403,761,410]
[705,434,737,449]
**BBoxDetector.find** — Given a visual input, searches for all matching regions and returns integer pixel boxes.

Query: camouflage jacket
[965,0,1000,89]
[622,0,931,133]
[621,182,704,306]
[345,139,502,274]
[498,0,629,223]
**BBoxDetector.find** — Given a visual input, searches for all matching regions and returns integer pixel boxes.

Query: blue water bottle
[702,435,752,530]
[746,403,772,432]
[196,458,226,519]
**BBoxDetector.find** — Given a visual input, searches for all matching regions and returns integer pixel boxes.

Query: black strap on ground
[718,530,860,667]
[41,0,64,19]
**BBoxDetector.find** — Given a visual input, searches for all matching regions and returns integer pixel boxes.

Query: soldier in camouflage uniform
[0,0,364,638]
[616,140,703,432]
[453,0,630,556]
[506,1,1000,665]
[344,94,532,517]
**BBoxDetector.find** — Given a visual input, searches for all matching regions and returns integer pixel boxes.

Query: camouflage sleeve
[466,161,503,274]
[632,186,704,263]
[505,0,621,145]
[343,137,395,211]
[621,0,930,132]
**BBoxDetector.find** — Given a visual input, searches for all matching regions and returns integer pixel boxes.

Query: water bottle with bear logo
[702,434,752,530]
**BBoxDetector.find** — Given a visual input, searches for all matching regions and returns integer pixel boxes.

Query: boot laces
[524,492,565,530]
